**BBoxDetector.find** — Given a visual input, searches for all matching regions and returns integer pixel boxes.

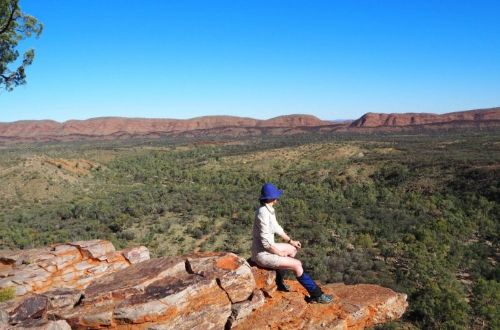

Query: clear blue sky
[1,0,499,122]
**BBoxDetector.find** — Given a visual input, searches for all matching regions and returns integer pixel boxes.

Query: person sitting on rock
[251,182,334,304]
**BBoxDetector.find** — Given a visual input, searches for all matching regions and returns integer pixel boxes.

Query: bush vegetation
[0,287,15,302]
[0,131,498,328]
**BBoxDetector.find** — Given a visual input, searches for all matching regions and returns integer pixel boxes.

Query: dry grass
[213,143,367,172]
[372,147,401,154]
[0,155,100,205]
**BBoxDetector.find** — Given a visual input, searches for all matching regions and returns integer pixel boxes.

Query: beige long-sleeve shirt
[251,204,286,259]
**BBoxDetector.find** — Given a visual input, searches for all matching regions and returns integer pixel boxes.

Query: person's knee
[293,260,303,277]
[290,245,298,257]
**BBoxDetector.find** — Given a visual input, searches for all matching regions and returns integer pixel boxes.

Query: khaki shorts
[253,251,286,269]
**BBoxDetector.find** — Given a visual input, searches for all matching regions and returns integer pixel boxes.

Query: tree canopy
[0,0,42,91]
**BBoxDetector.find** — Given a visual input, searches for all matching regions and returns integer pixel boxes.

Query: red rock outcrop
[2,107,499,144]
[0,240,149,297]
[0,115,329,143]
[234,282,408,330]
[0,240,408,329]
[349,107,500,129]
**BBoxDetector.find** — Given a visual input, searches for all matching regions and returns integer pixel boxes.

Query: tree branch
[0,0,18,35]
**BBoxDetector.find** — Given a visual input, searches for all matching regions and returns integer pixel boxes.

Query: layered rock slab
[0,240,149,298]
[62,252,254,329]
[234,281,408,330]
[0,241,408,329]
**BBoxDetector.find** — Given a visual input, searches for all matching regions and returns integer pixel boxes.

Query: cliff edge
[0,240,407,329]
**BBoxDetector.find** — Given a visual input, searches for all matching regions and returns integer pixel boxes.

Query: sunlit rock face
[0,240,149,297]
[0,115,330,143]
[349,107,500,129]
[0,240,407,329]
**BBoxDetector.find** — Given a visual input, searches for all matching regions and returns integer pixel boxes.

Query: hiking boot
[277,283,290,292]
[307,293,334,304]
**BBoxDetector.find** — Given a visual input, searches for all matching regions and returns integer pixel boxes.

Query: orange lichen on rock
[248,261,277,296]
[234,280,407,330]
[216,254,241,270]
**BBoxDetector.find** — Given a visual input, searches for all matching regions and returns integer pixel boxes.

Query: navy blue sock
[297,272,322,297]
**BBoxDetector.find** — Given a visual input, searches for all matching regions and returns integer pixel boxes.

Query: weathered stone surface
[227,289,266,328]
[186,253,255,303]
[114,276,230,325]
[11,319,72,329]
[64,304,115,328]
[0,263,12,278]
[233,281,408,330]
[0,241,150,298]
[122,245,150,264]
[9,294,48,325]
[0,241,408,329]
[249,260,277,296]
[43,288,82,310]
[0,308,8,327]
[64,254,240,329]
[82,256,187,306]
[332,283,408,328]
[217,255,255,303]
[0,248,53,266]
[69,240,115,260]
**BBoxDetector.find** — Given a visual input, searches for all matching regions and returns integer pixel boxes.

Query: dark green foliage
[472,279,500,329]
[0,131,499,329]
[0,0,43,91]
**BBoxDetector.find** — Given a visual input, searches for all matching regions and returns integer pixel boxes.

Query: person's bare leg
[276,256,303,277]
[274,243,298,257]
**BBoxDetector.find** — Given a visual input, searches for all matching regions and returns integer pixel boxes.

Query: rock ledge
[0,240,407,329]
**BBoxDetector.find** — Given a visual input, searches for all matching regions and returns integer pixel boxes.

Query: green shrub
[0,287,15,302]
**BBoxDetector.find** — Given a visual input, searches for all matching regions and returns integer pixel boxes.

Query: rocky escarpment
[349,107,500,129]
[0,115,331,143]
[0,240,408,329]
[2,107,499,144]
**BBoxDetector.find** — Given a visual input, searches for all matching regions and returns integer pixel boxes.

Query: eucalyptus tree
[0,0,43,91]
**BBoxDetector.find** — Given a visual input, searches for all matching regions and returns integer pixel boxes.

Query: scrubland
[0,131,498,329]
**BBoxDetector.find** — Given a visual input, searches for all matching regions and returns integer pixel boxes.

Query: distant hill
[348,107,500,131]
[0,115,335,143]
[0,107,499,143]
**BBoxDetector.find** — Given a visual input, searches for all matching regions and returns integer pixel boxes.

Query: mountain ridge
[350,107,500,128]
[0,107,499,143]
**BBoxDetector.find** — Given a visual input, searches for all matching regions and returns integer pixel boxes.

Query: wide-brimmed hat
[259,183,283,200]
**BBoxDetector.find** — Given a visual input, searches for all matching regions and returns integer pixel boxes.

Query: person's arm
[272,215,302,249]
[278,232,302,249]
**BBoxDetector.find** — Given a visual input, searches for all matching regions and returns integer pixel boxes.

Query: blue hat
[260,183,283,200]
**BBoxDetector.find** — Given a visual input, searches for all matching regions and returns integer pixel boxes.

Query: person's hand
[291,240,302,249]
[279,251,288,257]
